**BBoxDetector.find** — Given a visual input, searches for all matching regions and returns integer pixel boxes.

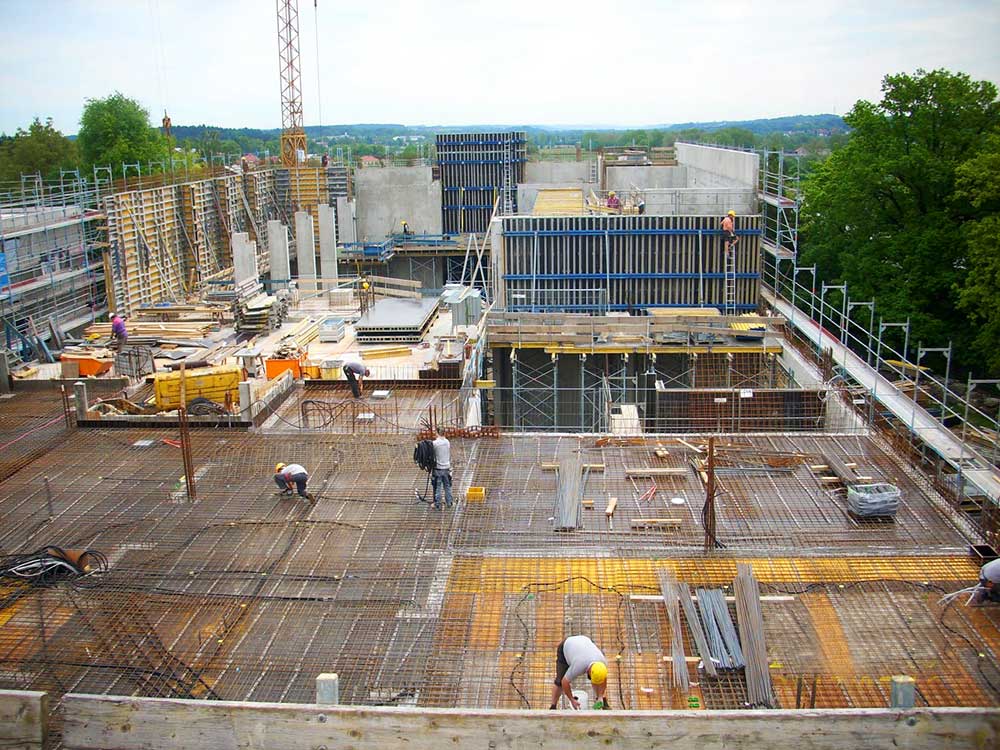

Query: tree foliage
[800,69,999,370]
[954,132,1000,371]
[77,92,169,176]
[0,118,77,182]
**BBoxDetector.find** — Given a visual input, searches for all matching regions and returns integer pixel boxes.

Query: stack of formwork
[274,166,332,262]
[244,170,277,273]
[104,187,186,314]
[498,214,762,313]
[652,387,826,432]
[436,132,526,234]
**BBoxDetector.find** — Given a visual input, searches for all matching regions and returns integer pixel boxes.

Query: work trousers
[432,468,453,509]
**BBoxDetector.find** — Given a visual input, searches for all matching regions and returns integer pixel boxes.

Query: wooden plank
[61,694,1000,750]
[0,689,48,749]
[540,463,605,472]
[625,468,688,477]
[605,497,618,517]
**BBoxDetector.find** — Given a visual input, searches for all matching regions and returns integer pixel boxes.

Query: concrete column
[295,211,316,280]
[316,673,339,705]
[318,204,338,288]
[267,220,291,290]
[890,675,915,708]
[239,381,253,422]
[73,381,88,422]
[232,232,259,285]
[336,197,356,245]
[0,353,10,393]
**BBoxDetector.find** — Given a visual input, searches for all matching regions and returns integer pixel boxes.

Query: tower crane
[276,0,307,167]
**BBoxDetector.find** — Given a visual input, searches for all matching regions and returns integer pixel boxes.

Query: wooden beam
[541,463,605,472]
[0,690,47,749]
[605,497,618,517]
[61,694,1000,750]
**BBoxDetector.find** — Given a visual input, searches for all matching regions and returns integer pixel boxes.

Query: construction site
[2,5,1000,750]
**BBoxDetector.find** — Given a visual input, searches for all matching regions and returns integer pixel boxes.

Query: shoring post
[179,406,196,500]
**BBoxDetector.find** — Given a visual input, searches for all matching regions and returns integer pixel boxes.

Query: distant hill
[167,114,846,144]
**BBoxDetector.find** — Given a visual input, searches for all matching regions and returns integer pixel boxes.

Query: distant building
[359,155,382,167]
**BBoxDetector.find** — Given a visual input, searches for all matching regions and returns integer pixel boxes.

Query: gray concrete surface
[354,166,442,240]
[294,211,316,279]
[676,143,758,189]
[336,197,356,246]
[606,165,688,192]
[267,220,290,286]
[524,161,594,184]
[318,205,337,286]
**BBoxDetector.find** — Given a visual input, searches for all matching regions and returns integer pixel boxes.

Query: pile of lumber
[84,320,217,345]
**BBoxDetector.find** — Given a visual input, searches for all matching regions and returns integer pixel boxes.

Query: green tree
[0,118,77,181]
[954,132,1000,372]
[77,92,169,176]
[800,69,999,367]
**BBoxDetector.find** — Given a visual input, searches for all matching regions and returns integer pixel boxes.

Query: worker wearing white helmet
[549,635,609,710]
[722,209,737,255]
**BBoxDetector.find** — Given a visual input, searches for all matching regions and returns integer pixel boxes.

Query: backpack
[413,440,437,472]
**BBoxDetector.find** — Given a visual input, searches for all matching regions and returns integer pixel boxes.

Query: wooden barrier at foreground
[52,693,999,750]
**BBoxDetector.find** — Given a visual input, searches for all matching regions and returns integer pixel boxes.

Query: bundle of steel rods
[696,588,744,669]
[658,571,689,690]
[734,563,775,707]
[679,581,717,678]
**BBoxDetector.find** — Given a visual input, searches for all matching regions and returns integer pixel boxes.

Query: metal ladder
[501,134,515,216]
[724,244,737,315]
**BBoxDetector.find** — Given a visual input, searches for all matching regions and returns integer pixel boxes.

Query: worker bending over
[343,360,370,399]
[111,315,128,351]
[549,634,609,710]
[973,558,1000,605]
[721,210,737,255]
[274,462,314,501]
[431,429,453,509]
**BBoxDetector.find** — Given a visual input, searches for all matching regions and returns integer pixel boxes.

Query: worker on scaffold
[722,210,738,256]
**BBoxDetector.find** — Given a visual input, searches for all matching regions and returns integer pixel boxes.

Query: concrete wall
[606,165,688,191]
[354,166,442,241]
[524,161,594,184]
[60,694,1000,750]
[675,143,759,188]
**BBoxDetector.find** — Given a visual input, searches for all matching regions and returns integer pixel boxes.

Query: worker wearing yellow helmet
[606,191,621,212]
[722,209,738,256]
[549,635,610,710]
[273,462,314,502]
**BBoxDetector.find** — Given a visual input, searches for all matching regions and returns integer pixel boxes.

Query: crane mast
[277,0,306,167]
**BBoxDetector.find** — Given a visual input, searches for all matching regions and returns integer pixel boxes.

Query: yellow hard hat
[275,463,286,473]
[609,191,616,197]
[727,210,736,216]
[589,661,608,685]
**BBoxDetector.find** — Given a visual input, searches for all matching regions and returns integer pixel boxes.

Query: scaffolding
[758,150,801,259]
[0,177,108,350]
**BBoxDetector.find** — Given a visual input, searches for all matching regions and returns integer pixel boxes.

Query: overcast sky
[1,0,998,135]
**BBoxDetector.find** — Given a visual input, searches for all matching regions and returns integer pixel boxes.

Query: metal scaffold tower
[277,0,307,167]
[758,150,800,259]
